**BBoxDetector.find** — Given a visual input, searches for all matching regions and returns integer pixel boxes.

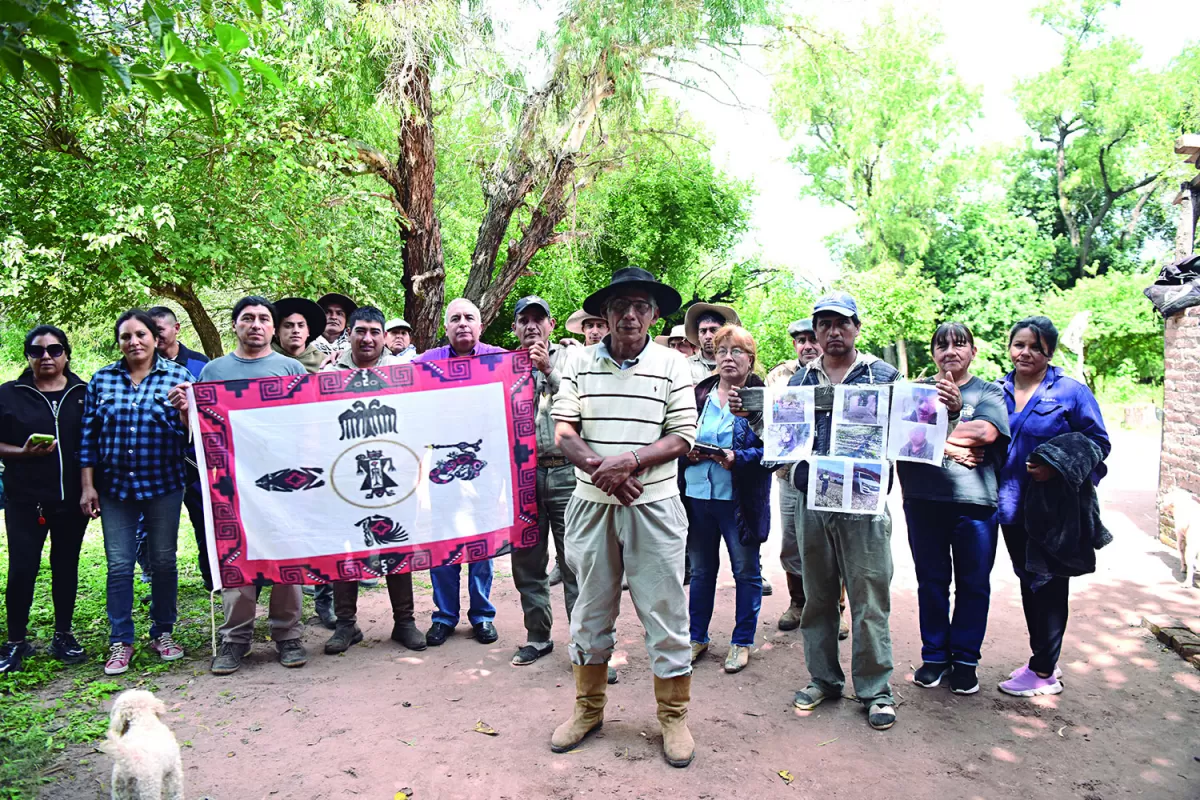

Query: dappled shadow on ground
[37,430,1200,800]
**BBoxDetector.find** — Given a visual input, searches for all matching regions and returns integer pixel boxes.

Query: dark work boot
[387,573,426,651]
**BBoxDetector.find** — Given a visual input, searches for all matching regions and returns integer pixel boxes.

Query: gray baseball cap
[788,319,814,337]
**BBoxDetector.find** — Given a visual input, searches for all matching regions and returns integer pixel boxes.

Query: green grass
[0,515,224,799]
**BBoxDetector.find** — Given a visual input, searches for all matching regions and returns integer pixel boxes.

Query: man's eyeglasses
[716,347,749,358]
[26,344,65,359]
[607,299,654,316]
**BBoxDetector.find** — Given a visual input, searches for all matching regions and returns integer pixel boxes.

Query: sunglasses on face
[26,344,65,359]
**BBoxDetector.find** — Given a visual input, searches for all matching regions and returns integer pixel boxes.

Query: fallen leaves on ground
[473,721,499,736]
[778,769,794,785]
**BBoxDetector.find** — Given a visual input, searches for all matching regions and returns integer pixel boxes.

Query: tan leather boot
[777,573,805,631]
[551,663,608,753]
[654,674,695,768]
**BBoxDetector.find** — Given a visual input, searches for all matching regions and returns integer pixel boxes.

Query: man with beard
[168,297,309,675]
[786,292,900,732]
[415,298,506,647]
[318,307,424,656]
[314,293,358,354]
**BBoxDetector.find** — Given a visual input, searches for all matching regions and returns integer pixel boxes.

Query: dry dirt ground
[44,428,1200,799]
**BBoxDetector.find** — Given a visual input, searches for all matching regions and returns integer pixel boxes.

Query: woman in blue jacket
[684,325,772,674]
[997,316,1109,697]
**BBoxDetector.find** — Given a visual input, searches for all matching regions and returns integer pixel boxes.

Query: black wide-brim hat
[582,267,682,317]
[274,297,327,345]
[317,292,359,316]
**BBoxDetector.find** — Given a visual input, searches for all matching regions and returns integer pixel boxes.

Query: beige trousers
[219,585,303,645]
[565,495,691,679]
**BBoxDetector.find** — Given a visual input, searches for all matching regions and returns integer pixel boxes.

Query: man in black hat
[314,293,358,354]
[550,267,699,768]
[273,296,339,627]
[507,296,579,669]
[273,297,329,374]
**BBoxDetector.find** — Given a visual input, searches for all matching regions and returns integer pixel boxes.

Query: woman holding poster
[683,326,771,675]
[996,317,1109,698]
[896,323,1010,696]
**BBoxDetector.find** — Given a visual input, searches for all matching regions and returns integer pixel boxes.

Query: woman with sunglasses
[0,326,90,673]
[80,310,194,675]
[683,325,772,674]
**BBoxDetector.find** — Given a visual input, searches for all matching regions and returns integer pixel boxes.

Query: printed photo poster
[764,385,815,462]
[806,457,887,515]
[831,385,891,460]
[887,381,948,464]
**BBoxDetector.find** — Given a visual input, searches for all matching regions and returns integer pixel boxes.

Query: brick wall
[1160,306,1200,546]
[1159,184,1198,547]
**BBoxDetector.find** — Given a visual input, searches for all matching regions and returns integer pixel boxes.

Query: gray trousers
[219,585,303,645]
[797,499,894,706]
[778,474,802,576]
[565,495,691,679]
[511,464,576,641]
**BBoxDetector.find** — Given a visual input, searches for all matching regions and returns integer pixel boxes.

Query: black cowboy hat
[317,292,359,315]
[274,297,327,345]
[582,267,682,317]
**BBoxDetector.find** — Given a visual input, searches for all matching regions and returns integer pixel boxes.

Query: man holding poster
[785,292,901,732]
[169,296,309,675]
[320,307,421,656]
[550,267,699,768]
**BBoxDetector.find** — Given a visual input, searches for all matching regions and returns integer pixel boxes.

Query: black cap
[582,266,682,317]
[514,295,552,318]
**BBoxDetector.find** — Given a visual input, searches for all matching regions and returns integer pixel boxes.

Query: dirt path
[45,429,1200,799]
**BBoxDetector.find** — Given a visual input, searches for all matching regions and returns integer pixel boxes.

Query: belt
[538,456,570,468]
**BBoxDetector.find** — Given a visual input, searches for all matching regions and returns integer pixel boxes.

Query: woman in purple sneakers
[995,317,1109,697]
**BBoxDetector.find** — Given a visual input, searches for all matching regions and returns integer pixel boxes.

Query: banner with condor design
[187,352,538,589]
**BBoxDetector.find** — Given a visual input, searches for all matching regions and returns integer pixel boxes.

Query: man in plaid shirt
[80,309,194,675]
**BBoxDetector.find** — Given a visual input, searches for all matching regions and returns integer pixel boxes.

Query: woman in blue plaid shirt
[79,309,195,675]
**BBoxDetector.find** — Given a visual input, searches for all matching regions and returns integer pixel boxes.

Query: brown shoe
[654,674,695,768]
[778,573,805,631]
[550,664,608,753]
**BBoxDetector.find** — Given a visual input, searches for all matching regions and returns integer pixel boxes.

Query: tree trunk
[463,59,613,328]
[1054,124,1081,250]
[895,338,908,378]
[396,64,445,352]
[153,280,224,358]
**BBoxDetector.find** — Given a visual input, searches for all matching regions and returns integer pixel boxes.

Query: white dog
[1163,487,1200,589]
[104,689,184,800]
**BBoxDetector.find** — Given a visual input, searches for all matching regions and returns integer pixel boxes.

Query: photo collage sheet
[886,381,948,466]
[808,385,890,515]
[763,385,815,463]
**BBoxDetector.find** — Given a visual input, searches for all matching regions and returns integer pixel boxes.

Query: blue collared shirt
[596,335,649,371]
[79,355,195,500]
[997,365,1110,525]
[685,393,735,500]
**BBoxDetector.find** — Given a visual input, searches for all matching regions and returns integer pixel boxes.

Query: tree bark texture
[153,280,224,358]
[395,64,445,352]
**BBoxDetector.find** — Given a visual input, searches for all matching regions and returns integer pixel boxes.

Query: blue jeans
[903,499,998,666]
[687,497,762,647]
[430,560,495,627]
[101,491,184,644]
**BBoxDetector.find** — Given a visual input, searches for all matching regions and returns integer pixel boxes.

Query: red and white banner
[188,352,539,589]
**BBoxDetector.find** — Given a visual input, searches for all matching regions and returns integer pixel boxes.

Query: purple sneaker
[998,664,1063,697]
[1009,662,1063,680]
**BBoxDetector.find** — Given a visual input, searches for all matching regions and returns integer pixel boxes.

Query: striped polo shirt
[553,336,698,505]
